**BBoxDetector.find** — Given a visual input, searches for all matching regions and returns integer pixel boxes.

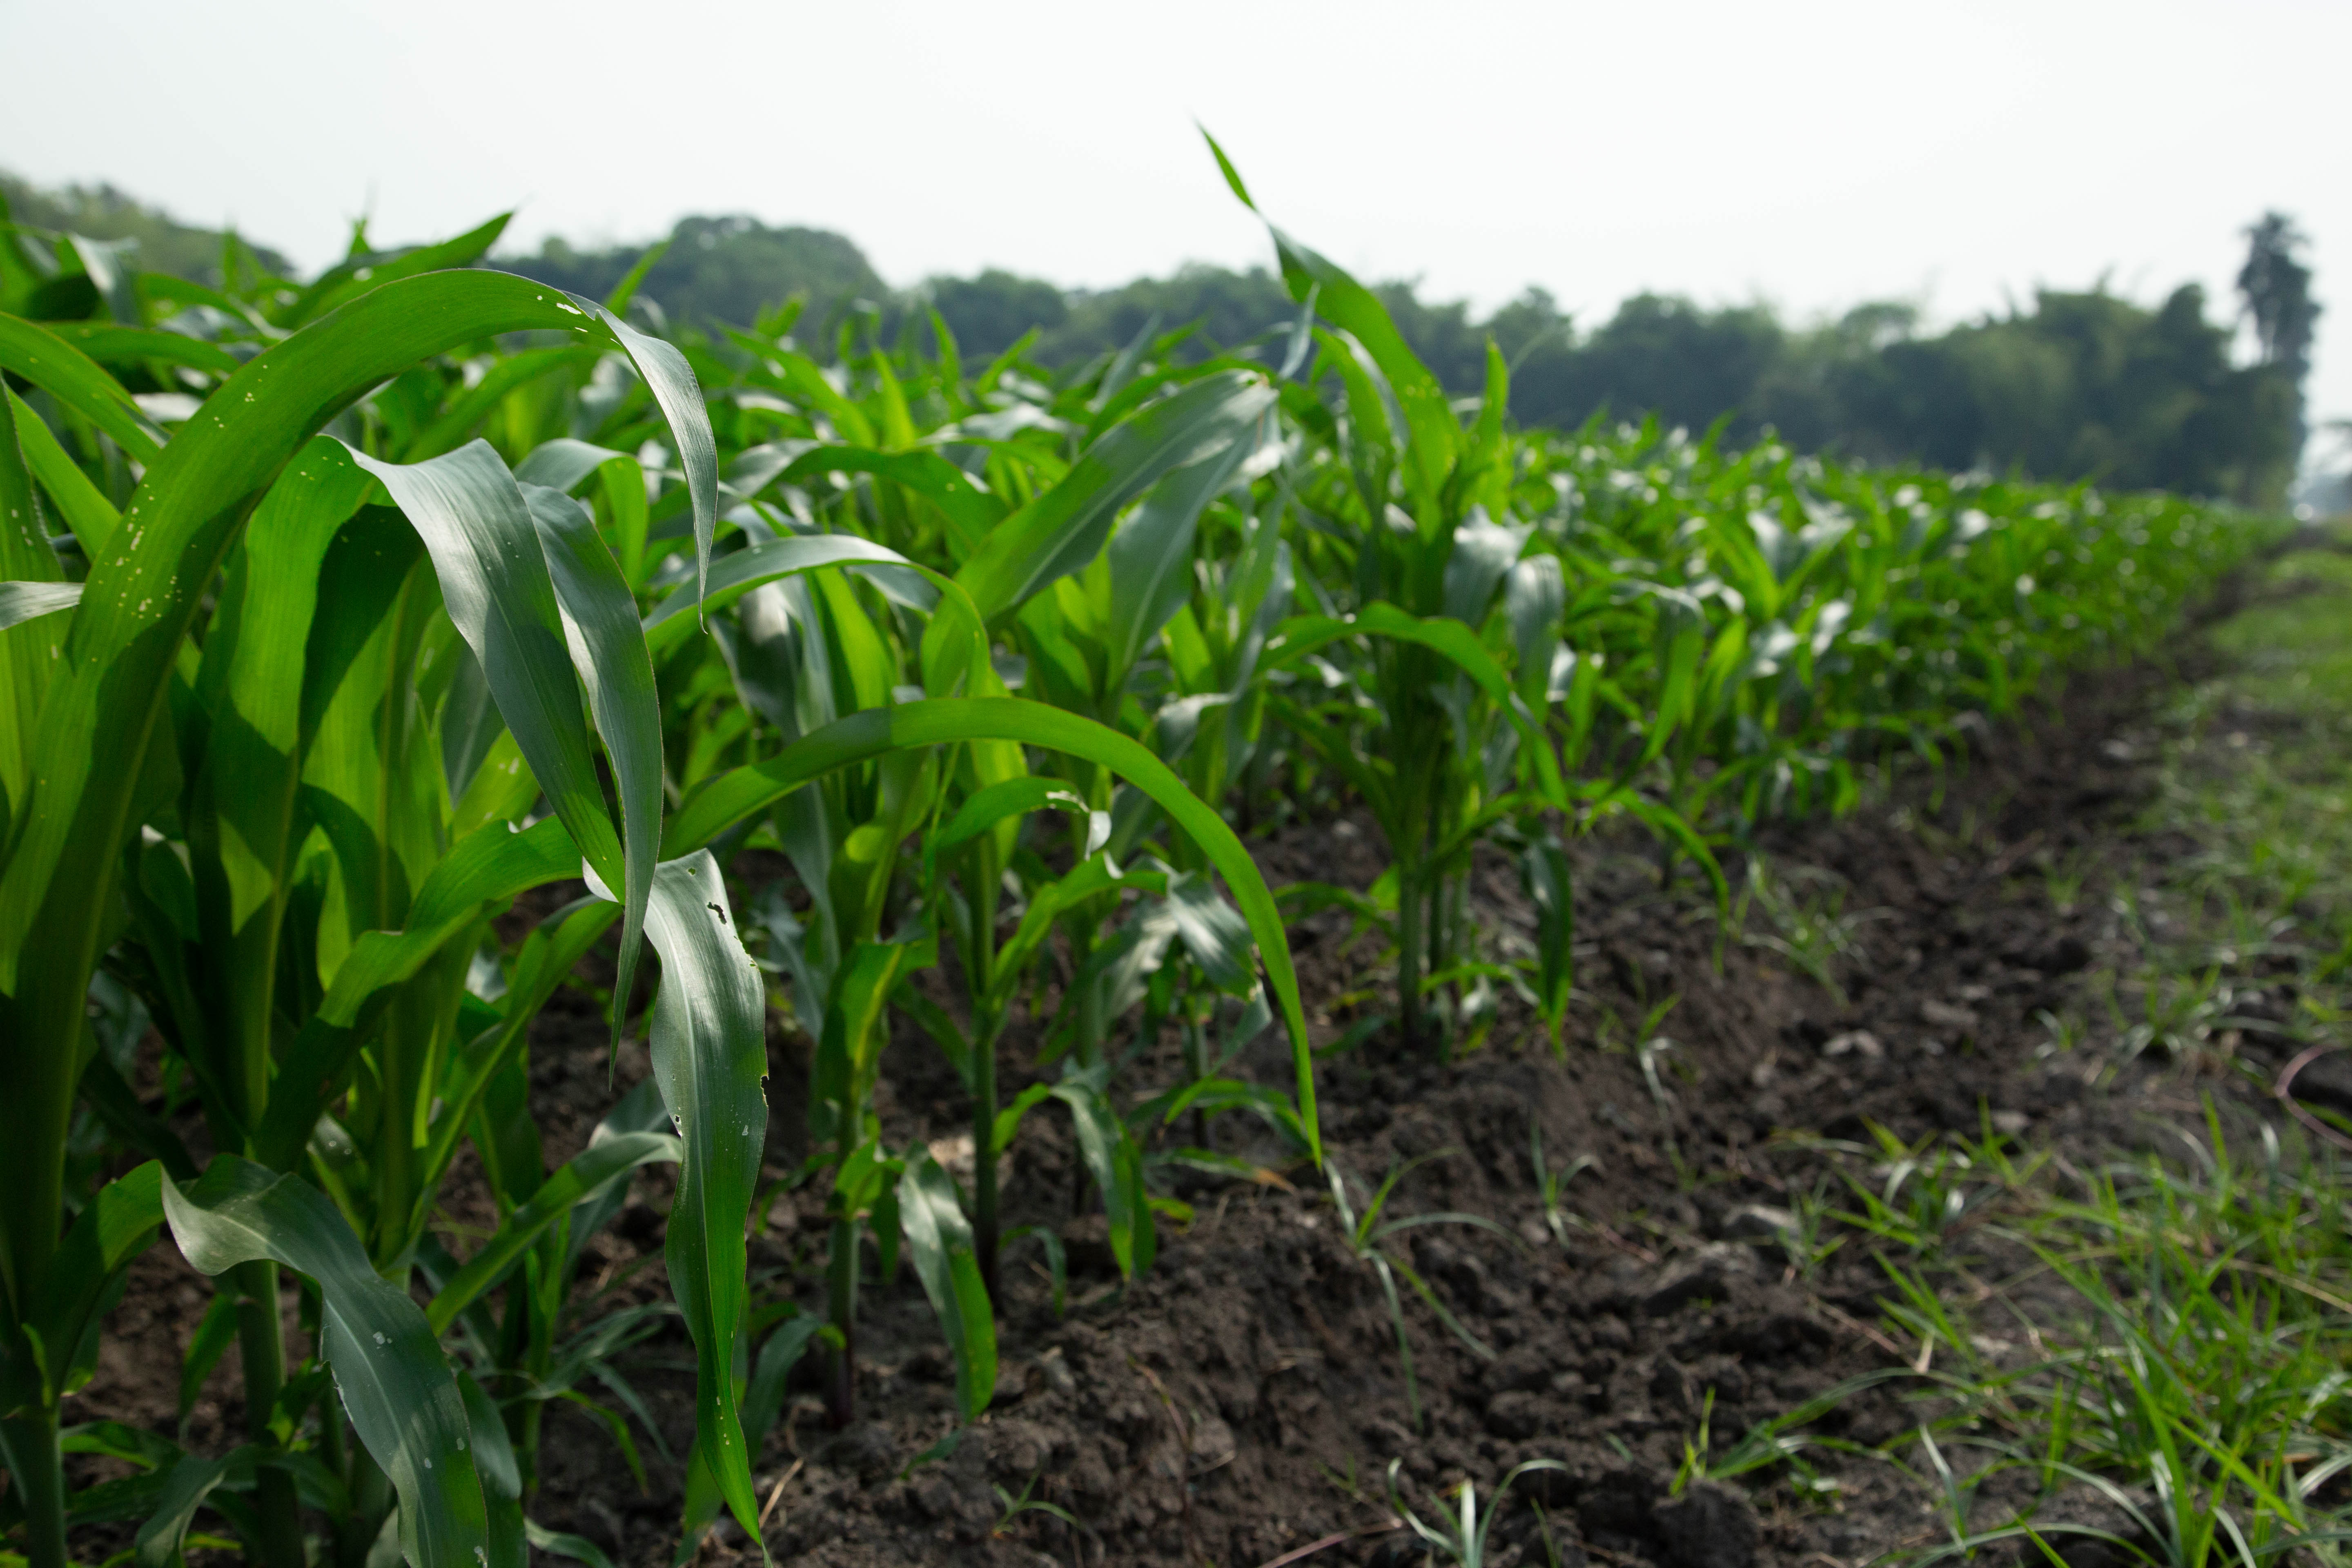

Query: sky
[5,0,2348,462]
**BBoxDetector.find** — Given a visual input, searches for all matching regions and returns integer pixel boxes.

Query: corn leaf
[426,1131,679,1334]
[772,447,1007,553]
[161,1156,489,1568]
[457,1371,526,1568]
[639,851,769,1548]
[1102,436,1251,689]
[0,312,164,463]
[896,1152,997,1419]
[1050,1074,1155,1281]
[1519,837,1573,1050]
[5,1163,165,1412]
[1264,603,1565,805]
[132,1447,251,1568]
[280,212,512,328]
[523,480,664,1053]
[7,388,119,552]
[0,580,79,630]
[954,371,1274,626]
[191,438,378,1123]
[253,816,583,1169]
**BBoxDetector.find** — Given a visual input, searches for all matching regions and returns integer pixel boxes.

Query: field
[1,151,2342,1568]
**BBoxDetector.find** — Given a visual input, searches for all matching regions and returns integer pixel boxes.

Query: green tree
[2237,211,2320,463]
[508,214,884,332]
[922,267,1068,358]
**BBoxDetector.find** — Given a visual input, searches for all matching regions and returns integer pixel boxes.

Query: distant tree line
[1,166,2316,507]
[0,173,294,285]
[508,212,2316,509]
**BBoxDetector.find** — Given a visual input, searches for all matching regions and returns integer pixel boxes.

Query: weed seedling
[1326,1155,1512,1428]
[1527,1115,1596,1252]
[1735,856,1882,1005]
[1384,1457,1568,1568]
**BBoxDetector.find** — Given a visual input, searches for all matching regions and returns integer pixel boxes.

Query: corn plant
[1204,134,1575,1050]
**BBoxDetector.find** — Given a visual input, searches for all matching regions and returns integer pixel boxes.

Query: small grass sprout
[1384,1456,1568,1568]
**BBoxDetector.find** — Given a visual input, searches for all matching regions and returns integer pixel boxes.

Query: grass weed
[1731,528,2352,1563]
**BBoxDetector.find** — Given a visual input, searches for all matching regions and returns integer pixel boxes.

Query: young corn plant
[652,330,1290,1416]
[1206,132,1572,1051]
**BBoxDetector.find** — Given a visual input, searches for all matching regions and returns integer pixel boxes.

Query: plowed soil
[70,602,2294,1568]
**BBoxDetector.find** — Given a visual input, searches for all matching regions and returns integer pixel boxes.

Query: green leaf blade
[642,851,770,1546]
[161,1158,489,1568]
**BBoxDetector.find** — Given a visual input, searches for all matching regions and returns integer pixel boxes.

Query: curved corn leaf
[665,696,1319,1160]
[772,447,1007,553]
[954,371,1274,626]
[0,580,80,630]
[524,1519,619,1568]
[162,1157,488,1568]
[932,775,1096,860]
[347,442,621,882]
[1050,1074,1154,1281]
[41,322,241,380]
[512,438,628,494]
[1102,434,1252,688]
[8,387,119,551]
[3,1163,165,1412]
[897,1152,997,1420]
[1621,793,1727,906]
[639,851,769,1548]
[642,533,919,650]
[0,313,164,463]
[1215,168,1456,504]
[281,212,512,327]
[641,530,994,702]
[133,1446,252,1568]
[573,298,716,613]
[341,442,653,1053]
[426,1131,679,1334]
[1263,602,1565,805]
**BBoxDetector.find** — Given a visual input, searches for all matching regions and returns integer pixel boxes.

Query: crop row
[0,143,2258,1568]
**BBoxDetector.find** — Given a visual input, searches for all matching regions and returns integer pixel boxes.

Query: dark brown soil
[67,614,2299,1568]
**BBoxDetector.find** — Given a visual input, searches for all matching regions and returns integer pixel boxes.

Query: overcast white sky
[5,0,2347,459]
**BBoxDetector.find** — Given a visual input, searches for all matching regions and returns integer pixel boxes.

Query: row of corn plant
[0,138,2262,1568]
[0,196,1315,1567]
